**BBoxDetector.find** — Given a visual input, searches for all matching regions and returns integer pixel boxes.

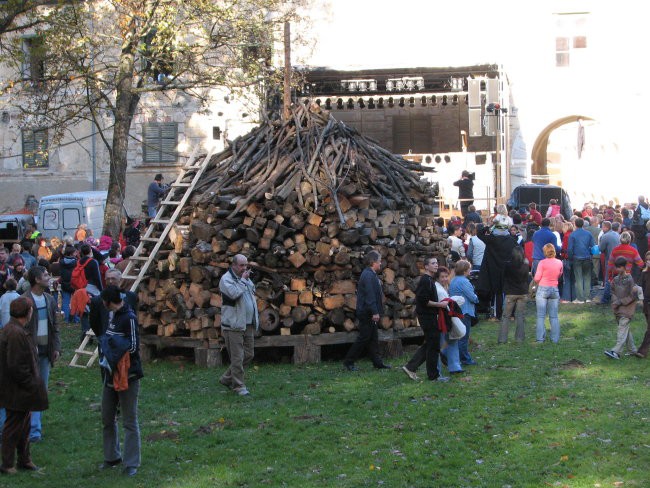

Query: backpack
[640,205,650,220]
[70,258,91,290]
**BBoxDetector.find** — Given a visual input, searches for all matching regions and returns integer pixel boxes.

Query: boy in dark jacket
[604,257,640,360]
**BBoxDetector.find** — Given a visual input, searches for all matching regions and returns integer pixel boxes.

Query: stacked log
[136,103,448,343]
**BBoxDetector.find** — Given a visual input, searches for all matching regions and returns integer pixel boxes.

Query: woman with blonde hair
[534,243,564,343]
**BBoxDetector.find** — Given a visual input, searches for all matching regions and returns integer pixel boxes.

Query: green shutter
[22,129,48,168]
[143,122,177,163]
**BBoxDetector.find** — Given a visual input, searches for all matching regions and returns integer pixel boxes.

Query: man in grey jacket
[218,254,258,396]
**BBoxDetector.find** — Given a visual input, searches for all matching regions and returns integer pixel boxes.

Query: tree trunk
[103,46,140,238]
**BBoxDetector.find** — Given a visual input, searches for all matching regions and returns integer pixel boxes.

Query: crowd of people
[0,217,143,476]
[2,188,650,476]
[438,195,650,353]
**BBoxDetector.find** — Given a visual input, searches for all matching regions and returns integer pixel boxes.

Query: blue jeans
[560,260,575,302]
[81,313,90,341]
[573,259,592,302]
[536,286,560,343]
[61,290,73,322]
[30,354,51,441]
[441,334,462,372]
[458,315,474,363]
[148,205,158,218]
[0,407,4,439]
[602,280,612,304]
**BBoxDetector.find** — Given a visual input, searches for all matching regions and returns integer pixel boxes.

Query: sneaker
[234,387,250,396]
[604,350,620,360]
[634,352,647,359]
[344,362,359,372]
[585,299,592,303]
[462,360,478,366]
[434,376,450,382]
[572,300,585,304]
[219,378,232,390]
[402,366,419,381]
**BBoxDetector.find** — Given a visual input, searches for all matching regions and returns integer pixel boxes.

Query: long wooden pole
[283,21,291,121]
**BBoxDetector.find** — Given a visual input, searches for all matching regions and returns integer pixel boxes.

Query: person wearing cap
[453,170,474,217]
[147,174,167,218]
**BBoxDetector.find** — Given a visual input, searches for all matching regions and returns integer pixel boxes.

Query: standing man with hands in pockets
[219,254,259,396]
[343,250,391,371]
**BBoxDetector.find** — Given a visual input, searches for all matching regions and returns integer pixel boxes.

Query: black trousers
[1,410,31,469]
[345,316,383,367]
[406,319,441,380]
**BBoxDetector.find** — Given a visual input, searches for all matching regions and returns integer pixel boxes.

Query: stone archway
[530,115,594,182]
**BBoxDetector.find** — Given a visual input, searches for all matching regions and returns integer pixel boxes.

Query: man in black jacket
[402,257,450,382]
[343,250,391,371]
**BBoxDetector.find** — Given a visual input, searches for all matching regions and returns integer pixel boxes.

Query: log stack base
[140,328,424,367]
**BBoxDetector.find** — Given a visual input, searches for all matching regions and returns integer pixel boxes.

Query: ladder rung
[161,200,182,205]
[131,256,150,261]
[172,182,191,188]
[151,219,171,224]
[141,237,159,242]
[121,275,138,280]
[73,349,96,356]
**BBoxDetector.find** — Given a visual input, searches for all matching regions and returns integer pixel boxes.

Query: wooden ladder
[68,147,214,368]
[121,146,215,293]
[69,329,99,368]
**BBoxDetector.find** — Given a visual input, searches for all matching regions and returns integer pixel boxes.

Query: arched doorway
[530,115,594,183]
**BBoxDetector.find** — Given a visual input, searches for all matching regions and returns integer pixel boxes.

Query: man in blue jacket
[343,250,391,371]
[568,218,596,303]
[531,218,560,274]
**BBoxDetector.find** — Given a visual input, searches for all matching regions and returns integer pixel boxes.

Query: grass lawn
[8,303,650,488]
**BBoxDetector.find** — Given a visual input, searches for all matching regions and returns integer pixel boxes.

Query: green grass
[8,303,650,487]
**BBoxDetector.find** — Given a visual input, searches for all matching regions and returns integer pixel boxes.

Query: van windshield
[42,209,59,230]
[63,208,81,229]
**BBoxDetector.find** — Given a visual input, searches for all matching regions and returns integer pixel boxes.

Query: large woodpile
[137,104,449,343]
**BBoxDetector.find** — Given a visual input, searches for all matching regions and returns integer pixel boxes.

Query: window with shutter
[22,129,48,168]
[143,122,178,163]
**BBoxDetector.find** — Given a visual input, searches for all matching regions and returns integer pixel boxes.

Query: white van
[38,191,107,240]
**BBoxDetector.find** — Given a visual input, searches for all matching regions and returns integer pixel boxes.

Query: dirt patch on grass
[561,358,585,369]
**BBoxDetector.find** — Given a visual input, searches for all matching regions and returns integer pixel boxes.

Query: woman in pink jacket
[534,243,564,343]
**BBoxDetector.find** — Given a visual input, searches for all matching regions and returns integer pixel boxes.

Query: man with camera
[218,254,258,396]
[453,170,475,217]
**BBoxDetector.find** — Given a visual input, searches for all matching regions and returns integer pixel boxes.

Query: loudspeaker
[469,108,482,137]
[468,79,481,108]
[486,78,499,104]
